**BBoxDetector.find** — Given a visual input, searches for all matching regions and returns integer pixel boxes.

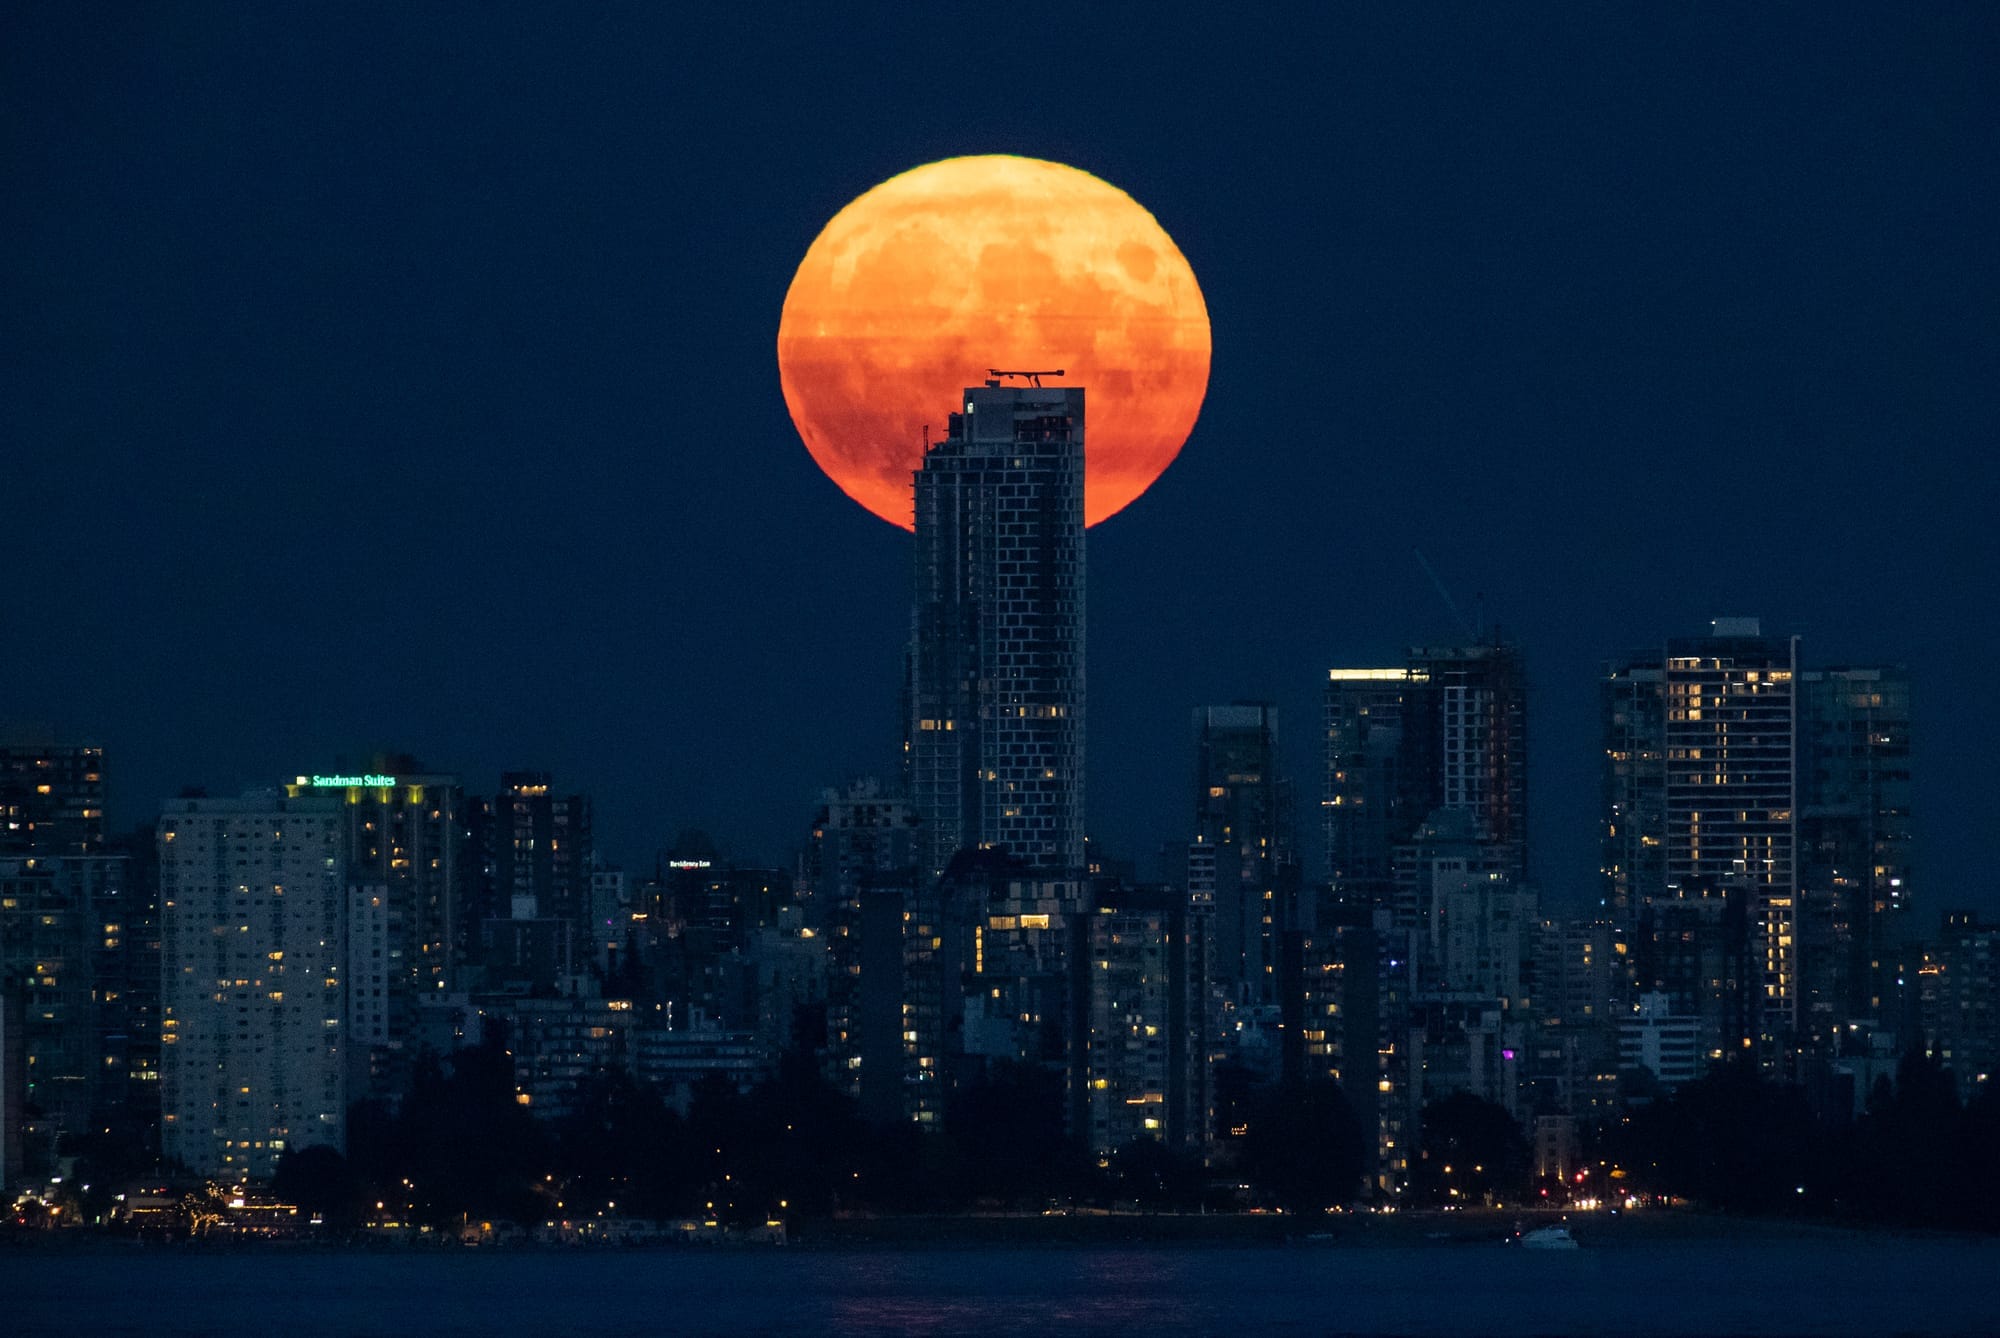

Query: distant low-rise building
[1619,991,1702,1090]
[633,1021,770,1113]
[505,995,639,1120]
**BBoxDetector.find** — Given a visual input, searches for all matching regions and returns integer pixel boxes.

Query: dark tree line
[1391,1056,2000,1231]
[195,1041,2000,1234]
[1605,1053,2000,1230]
[270,1035,1382,1229]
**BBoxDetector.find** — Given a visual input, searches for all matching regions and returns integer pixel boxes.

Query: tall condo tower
[1797,666,1912,1029]
[1193,703,1296,1005]
[0,736,106,857]
[908,379,1085,882]
[1662,621,1797,1055]
[283,767,463,1095]
[465,771,594,983]
[1322,640,1529,914]
[158,792,347,1180]
[1604,619,1801,1063]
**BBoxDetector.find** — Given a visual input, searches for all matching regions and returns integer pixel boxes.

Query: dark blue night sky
[4,5,1994,911]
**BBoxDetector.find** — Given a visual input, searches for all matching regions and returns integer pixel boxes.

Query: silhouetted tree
[946,1060,1089,1208]
[1413,1093,1530,1206]
[58,1123,154,1224]
[272,1145,359,1226]
[1610,1059,1822,1213]
[556,1068,696,1218]
[1212,1059,1259,1146]
[1956,1084,2000,1232]
[1105,1138,1206,1210]
[1240,1080,1366,1213]
[1841,1052,1962,1223]
[346,1035,553,1226]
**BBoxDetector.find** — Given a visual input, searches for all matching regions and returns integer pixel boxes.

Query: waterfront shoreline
[3,1207,1959,1254]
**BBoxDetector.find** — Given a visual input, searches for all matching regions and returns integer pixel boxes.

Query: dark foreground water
[5,1234,1995,1336]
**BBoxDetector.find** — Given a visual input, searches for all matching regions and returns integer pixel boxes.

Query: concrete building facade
[908,381,1085,880]
[158,793,347,1180]
[1193,703,1296,1007]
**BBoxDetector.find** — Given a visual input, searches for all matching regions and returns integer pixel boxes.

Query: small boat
[1516,1225,1580,1250]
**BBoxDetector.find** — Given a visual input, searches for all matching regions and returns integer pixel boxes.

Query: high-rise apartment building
[811,781,920,1101]
[631,854,793,1030]
[1323,642,1528,908]
[1319,643,1529,1166]
[943,854,1080,1093]
[1600,660,1666,924]
[102,826,163,1139]
[0,731,157,1182]
[587,859,628,975]
[158,793,347,1180]
[1532,917,1624,1115]
[1,989,21,1191]
[1605,620,1807,1065]
[283,767,462,1093]
[1193,704,1296,1006]
[1323,669,1412,905]
[1,737,106,856]
[1923,912,1998,1100]
[1069,886,1212,1159]
[907,380,1085,881]
[1280,908,1402,1193]
[1405,820,1536,1006]
[805,779,920,932]
[1404,644,1528,883]
[1665,620,1797,1052]
[1609,641,1915,1067]
[466,771,593,984]
[844,847,1083,1127]
[493,771,592,929]
[847,868,917,1125]
[1798,667,1913,1031]
[0,857,115,1145]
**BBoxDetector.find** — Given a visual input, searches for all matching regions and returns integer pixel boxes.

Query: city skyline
[0,616,1933,914]
[4,7,1994,921]
[8,14,2000,1301]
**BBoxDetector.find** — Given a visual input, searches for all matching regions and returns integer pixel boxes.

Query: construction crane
[1413,547,1480,642]
[986,368,1065,387]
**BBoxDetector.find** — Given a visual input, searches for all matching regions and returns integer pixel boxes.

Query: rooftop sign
[300,774,397,788]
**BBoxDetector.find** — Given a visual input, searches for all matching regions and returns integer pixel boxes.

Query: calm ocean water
[5,1235,1994,1336]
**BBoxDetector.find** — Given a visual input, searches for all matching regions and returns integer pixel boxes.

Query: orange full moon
[777,155,1211,529]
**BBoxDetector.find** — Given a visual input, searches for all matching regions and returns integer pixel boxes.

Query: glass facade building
[908,382,1085,881]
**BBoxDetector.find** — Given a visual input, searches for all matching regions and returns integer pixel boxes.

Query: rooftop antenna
[1413,547,1479,642]
[987,368,1065,388]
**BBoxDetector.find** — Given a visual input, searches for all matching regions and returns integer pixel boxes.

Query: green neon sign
[306,774,397,788]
